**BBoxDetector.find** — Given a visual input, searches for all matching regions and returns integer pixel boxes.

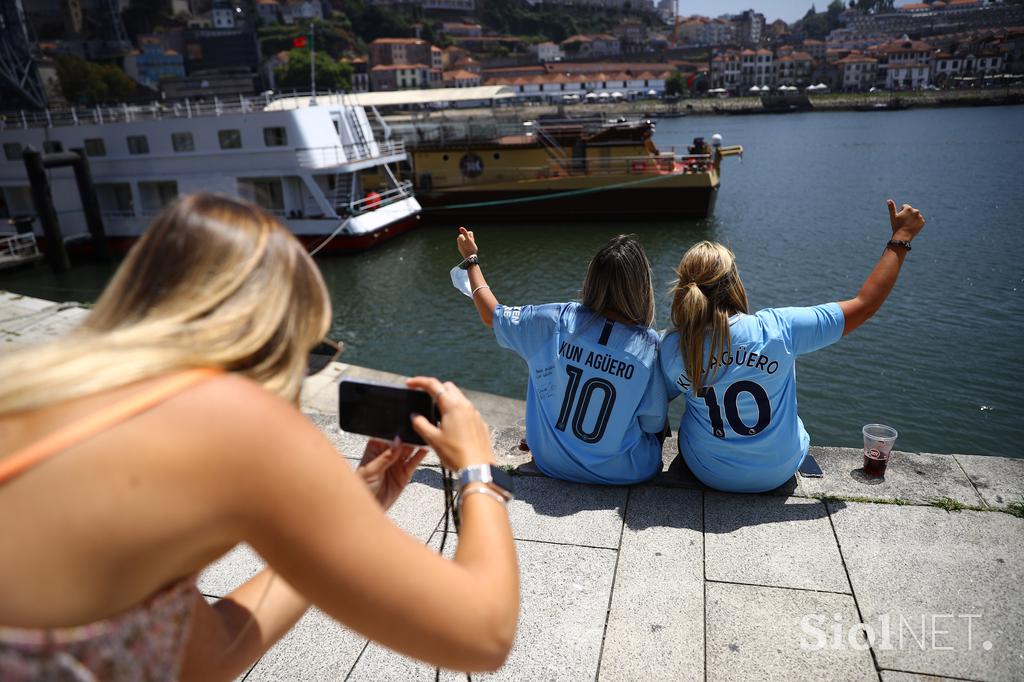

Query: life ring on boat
[364,191,382,210]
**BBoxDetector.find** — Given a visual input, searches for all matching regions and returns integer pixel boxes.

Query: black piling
[22,145,70,273]
[69,147,112,262]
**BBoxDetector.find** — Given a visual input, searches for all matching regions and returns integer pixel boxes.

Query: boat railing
[348,180,414,215]
[0,232,40,259]
[0,91,365,130]
[296,140,406,169]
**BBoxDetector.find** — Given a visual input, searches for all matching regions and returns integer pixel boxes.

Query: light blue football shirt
[493,302,667,485]
[659,304,845,493]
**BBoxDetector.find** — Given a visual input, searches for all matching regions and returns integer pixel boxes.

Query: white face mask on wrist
[450,264,473,297]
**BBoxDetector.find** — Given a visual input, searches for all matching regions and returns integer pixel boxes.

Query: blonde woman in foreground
[0,194,518,680]
[659,200,926,493]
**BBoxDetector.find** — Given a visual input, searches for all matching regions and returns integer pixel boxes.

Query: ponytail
[669,242,749,395]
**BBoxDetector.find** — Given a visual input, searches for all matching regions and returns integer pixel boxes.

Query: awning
[264,86,516,111]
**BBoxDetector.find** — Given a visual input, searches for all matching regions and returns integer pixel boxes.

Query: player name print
[558,341,635,379]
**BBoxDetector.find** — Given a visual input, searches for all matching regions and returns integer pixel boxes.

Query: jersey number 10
[555,364,617,443]
[699,380,771,439]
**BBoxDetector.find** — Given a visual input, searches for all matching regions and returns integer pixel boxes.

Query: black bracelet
[459,254,480,269]
[887,239,912,252]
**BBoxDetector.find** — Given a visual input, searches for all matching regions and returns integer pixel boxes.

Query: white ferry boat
[0,93,421,253]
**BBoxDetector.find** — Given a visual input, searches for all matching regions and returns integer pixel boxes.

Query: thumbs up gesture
[887,199,926,242]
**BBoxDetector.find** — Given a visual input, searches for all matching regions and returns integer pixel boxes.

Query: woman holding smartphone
[455,228,667,485]
[659,199,926,493]
[0,194,518,680]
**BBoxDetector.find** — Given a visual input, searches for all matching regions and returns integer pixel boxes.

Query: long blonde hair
[0,193,331,414]
[581,234,655,327]
[669,241,749,394]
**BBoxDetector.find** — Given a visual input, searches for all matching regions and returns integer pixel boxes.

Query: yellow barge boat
[378,117,742,220]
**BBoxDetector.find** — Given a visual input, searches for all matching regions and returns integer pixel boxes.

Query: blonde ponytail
[669,242,749,395]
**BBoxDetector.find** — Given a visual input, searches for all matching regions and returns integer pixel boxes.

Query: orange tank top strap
[0,368,221,486]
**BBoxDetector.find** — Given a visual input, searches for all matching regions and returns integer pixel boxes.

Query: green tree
[274,49,353,91]
[55,54,137,105]
[665,72,686,97]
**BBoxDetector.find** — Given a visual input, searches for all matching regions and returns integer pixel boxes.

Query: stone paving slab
[704,493,849,593]
[798,447,985,506]
[951,454,1024,509]
[828,501,1024,681]
[246,607,366,681]
[505,475,627,549]
[598,487,704,682]
[705,582,876,681]
[349,534,618,681]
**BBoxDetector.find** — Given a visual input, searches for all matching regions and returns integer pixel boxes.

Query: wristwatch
[459,254,480,269]
[887,239,912,252]
[458,464,514,501]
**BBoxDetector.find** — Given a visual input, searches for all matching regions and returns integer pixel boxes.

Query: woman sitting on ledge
[0,194,518,680]
[659,199,926,493]
[456,228,667,485]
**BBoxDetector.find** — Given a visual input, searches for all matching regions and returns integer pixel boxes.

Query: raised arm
[838,199,926,336]
[457,227,499,327]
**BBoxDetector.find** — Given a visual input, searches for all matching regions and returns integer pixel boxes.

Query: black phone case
[337,380,437,446]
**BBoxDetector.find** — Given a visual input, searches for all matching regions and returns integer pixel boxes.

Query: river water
[3,106,1023,456]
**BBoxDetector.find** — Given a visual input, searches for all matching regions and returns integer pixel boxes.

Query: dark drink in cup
[862,448,889,477]
[861,424,898,479]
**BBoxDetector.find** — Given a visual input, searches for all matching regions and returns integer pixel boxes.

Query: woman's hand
[457,226,478,259]
[407,377,495,471]
[887,199,926,242]
[356,437,429,510]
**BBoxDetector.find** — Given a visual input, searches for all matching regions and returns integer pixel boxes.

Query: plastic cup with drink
[862,424,898,477]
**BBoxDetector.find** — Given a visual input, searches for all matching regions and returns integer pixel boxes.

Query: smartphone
[799,454,824,478]
[338,380,438,446]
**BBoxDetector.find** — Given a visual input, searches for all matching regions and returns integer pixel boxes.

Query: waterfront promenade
[2,291,1022,681]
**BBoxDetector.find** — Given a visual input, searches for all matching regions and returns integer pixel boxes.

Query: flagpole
[309,21,317,105]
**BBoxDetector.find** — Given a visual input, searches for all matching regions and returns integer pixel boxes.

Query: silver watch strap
[459,464,513,501]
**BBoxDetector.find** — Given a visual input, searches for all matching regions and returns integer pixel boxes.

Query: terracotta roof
[370,63,429,71]
[256,0,279,5]
[836,54,877,64]
[899,3,930,10]
[877,38,932,53]
[443,69,480,81]
[370,38,427,46]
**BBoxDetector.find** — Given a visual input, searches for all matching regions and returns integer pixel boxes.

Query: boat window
[171,132,195,152]
[94,182,135,216]
[442,154,450,161]
[492,152,500,160]
[127,135,150,155]
[139,181,178,213]
[84,138,106,157]
[43,140,63,153]
[3,143,22,161]
[263,127,288,147]
[218,129,242,149]
[238,177,285,213]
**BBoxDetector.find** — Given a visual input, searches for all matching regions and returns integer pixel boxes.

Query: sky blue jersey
[658,304,845,493]
[493,302,667,485]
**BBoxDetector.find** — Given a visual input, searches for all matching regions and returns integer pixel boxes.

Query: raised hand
[886,199,926,242]
[356,437,428,510]
[457,226,478,259]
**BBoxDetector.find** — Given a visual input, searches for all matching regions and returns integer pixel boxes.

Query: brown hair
[581,234,655,327]
[668,241,749,394]
[0,192,331,413]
